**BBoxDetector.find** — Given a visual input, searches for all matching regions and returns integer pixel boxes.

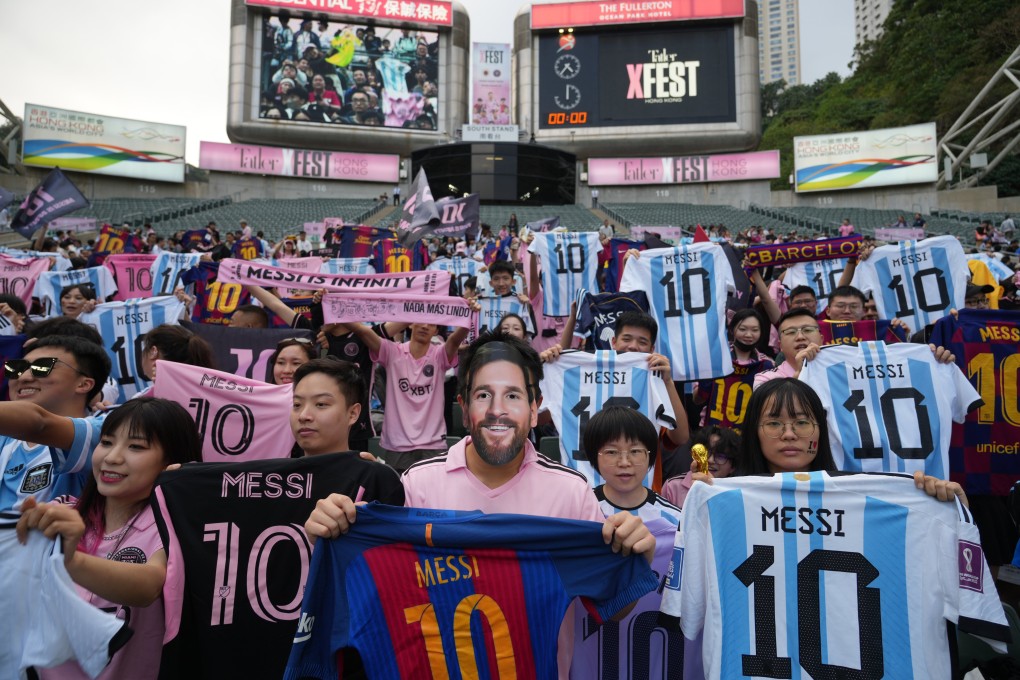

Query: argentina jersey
[852,235,967,331]
[321,257,376,276]
[799,341,980,478]
[784,258,848,313]
[427,257,480,296]
[661,471,1009,680]
[79,296,187,403]
[35,266,118,317]
[528,232,602,317]
[620,243,734,381]
[539,351,676,487]
[967,253,1014,281]
[475,296,535,335]
[150,252,203,296]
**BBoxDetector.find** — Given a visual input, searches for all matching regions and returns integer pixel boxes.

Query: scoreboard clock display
[537,25,736,129]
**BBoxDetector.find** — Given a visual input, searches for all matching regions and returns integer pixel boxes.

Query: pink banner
[531,0,744,29]
[629,226,684,243]
[303,222,325,239]
[50,217,97,232]
[152,360,294,462]
[216,258,450,295]
[588,150,781,186]
[244,0,452,25]
[874,227,925,241]
[199,141,399,183]
[471,43,511,125]
[323,293,474,328]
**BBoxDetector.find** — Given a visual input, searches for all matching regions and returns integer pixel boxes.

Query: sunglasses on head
[4,357,84,380]
[278,337,314,348]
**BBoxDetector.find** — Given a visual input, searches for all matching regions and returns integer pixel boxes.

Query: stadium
[1,0,1020,677]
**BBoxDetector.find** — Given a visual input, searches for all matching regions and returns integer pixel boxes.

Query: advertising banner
[199,141,398,183]
[874,227,926,241]
[462,125,518,142]
[471,43,511,125]
[22,104,186,183]
[531,0,744,29]
[244,0,452,26]
[538,25,736,129]
[589,150,780,185]
[794,123,938,193]
[629,226,685,243]
[50,217,98,232]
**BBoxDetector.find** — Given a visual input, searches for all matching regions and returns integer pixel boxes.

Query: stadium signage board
[199,141,399,183]
[531,0,744,29]
[22,104,186,183]
[874,228,926,241]
[538,26,736,129]
[793,123,938,193]
[462,125,518,142]
[243,0,453,26]
[50,217,97,232]
[589,150,780,185]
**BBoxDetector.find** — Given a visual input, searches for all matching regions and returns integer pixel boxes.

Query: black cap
[966,283,994,298]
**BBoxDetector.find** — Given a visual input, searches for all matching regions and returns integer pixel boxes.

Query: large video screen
[259,14,440,131]
[538,25,735,129]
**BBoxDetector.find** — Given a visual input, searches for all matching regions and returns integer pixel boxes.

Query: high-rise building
[855,0,894,45]
[757,0,801,85]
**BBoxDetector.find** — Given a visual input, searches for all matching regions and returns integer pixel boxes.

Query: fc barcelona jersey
[284,504,657,680]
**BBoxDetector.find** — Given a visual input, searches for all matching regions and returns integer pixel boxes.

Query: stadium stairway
[365,205,397,228]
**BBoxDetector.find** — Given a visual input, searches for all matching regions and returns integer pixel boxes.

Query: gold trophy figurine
[691,443,709,476]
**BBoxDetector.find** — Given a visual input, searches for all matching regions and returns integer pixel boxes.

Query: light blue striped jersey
[427,256,481,296]
[150,252,203,296]
[799,341,980,478]
[619,243,735,381]
[661,471,1009,680]
[35,266,118,317]
[784,258,849,313]
[475,295,535,336]
[321,257,376,276]
[852,235,967,331]
[78,296,187,403]
[527,232,602,317]
[539,350,677,487]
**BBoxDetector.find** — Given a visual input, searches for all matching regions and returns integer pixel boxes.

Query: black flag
[9,169,90,239]
[525,216,560,233]
[432,194,480,240]
[395,169,440,247]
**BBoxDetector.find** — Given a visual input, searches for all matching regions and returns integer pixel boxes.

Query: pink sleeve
[434,339,458,371]
[577,486,604,522]
[371,337,395,364]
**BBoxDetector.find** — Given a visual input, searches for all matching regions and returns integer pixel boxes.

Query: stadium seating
[478,205,603,231]
[603,202,808,236]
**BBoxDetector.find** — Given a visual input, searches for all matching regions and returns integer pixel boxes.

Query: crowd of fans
[3,205,1020,679]
[259,11,439,130]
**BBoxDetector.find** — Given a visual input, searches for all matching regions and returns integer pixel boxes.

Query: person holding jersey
[16,398,202,680]
[140,324,216,385]
[270,337,317,385]
[59,284,98,320]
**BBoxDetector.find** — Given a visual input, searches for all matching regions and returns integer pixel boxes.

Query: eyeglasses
[778,325,821,338]
[829,302,863,312]
[965,298,990,309]
[4,357,85,380]
[760,419,817,438]
[597,447,650,464]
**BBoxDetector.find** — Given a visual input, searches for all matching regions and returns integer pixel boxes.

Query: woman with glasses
[737,379,966,502]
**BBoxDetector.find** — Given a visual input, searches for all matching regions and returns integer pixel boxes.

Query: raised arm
[246,284,297,326]
[0,402,77,450]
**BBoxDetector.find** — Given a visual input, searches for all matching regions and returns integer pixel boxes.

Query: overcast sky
[0,0,854,163]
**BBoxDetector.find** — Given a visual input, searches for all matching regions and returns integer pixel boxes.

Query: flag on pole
[395,168,440,247]
[9,169,90,239]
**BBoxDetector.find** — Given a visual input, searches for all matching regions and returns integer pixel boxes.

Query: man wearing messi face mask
[304,334,656,676]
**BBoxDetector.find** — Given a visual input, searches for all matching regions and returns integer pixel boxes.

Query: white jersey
[852,235,967,331]
[799,341,980,478]
[784,258,848,313]
[539,350,676,486]
[967,253,1014,281]
[0,515,129,679]
[79,296,187,404]
[475,295,535,336]
[528,232,602,317]
[321,257,376,276]
[661,471,1009,680]
[620,244,735,380]
[149,252,203,296]
[427,256,481,296]
[34,266,118,317]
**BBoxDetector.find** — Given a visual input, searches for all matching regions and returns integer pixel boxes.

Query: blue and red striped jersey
[284,504,657,680]
[371,238,430,273]
[181,261,251,325]
[931,308,1020,496]
[232,236,264,261]
[819,319,907,346]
